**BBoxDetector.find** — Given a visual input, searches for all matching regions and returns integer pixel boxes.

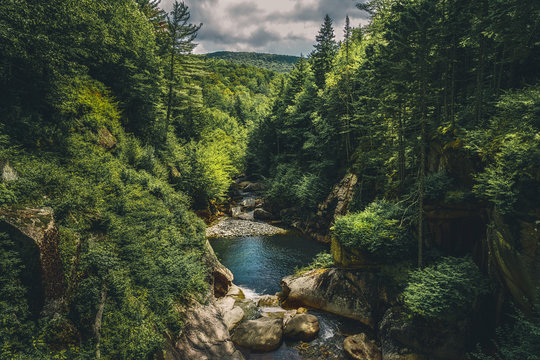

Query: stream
[211,233,365,359]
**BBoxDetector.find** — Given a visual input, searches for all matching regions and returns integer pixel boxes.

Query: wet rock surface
[206,218,287,238]
[231,317,284,352]
[283,313,320,341]
[344,333,382,360]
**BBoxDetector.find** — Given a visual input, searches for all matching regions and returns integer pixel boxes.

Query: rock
[296,307,308,314]
[244,182,265,192]
[216,296,236,315]
[234,298,258,320]
[0,207,65,301]
[231,206,243,218]
[257,295,280,307]
[204,240,233,297]
[97,127,117,149]
[206,219,287,238]
[254,208,273,220]
[237,212,254,221]
[227,284,245,299]
[279,268,383,326]
[331,237,379,269]
[223,306,245,331]
[379,307,468,360]
[0,160,18,181]
[241,198,256,209]
[344,333,382,360]
[283,314,319,341]
[231,317,283,352]
[173,302,244,360]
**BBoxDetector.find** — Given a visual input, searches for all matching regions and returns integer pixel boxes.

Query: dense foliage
[0,0,279,358]
[403,257,489,320]
[332,200,412,260]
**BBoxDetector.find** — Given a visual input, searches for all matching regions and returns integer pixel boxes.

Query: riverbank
[206,218,288,238]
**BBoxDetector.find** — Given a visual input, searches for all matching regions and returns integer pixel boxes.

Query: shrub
[296,252,334,275]
[403,256,490,320]
[332,200,412,261]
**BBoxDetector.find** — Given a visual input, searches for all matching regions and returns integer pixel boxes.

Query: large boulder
[283,313,319,341]
[223,306,245,331]
[241,198,256,209]
[379,307,468,360]
[231,317,283,352]
[204,240,233,297]
[344,333,382,360]
[257,295,280,307]
[253,208,273,220]
[279,268,384,327]
[169,302,244,360]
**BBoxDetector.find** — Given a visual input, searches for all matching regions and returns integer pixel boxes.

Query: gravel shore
[206,218,288,238]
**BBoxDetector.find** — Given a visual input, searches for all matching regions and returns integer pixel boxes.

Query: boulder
[257,295,280,307]
[283,313,319,341]
[227,284,245,299]
[244,182,265,192]
[97,127,117,149]
[254,208,273,220]
[344,333,382,360]
[231,317,283,352]
[172,302,244,360]
[241,198,256,209]
[223,306,245,331]
[231,206,243,218]
[237,212,254,221]
[331,237,379,269]
[216,296,236,315]
[234,298,258,320]
[379,307,468,360]
[279,268,383,326]
[204,240,233,297]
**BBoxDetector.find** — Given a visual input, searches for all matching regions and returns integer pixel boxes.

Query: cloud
[160,0,370,55]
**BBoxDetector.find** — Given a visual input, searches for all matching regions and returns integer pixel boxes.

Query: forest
[0,0,539,359]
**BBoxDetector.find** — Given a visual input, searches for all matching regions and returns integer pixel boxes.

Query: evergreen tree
[311,15,338,89]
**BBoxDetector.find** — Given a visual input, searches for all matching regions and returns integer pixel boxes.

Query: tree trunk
[94,283,107,359]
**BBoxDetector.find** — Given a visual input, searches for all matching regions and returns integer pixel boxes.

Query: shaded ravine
[211,233,366,359]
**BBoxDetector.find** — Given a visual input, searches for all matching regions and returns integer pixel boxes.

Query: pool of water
[210,232,367,360]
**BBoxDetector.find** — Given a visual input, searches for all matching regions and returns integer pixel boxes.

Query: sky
[160,0,370,56]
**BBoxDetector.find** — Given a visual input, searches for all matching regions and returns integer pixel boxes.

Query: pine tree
[311,15,338,89]
[165,1,202,130]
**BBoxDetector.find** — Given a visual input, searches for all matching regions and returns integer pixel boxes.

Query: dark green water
[211,233,327,294]
[211,232,366,360]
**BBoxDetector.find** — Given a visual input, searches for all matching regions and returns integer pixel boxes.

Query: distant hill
[205,51,300,73]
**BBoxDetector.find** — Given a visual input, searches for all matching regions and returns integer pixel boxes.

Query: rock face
[379,307,468,360]
[204,240,234,297]
[0,207,65,301]
[231,317,283,352]
[283,313,319,341]
[344,333,382,360]
[280,268,383,327]
[170,302,245,360]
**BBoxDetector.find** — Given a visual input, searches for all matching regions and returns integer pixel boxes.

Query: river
[211,233,367,360]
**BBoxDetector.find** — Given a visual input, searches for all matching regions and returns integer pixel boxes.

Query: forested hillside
[1,0,539,359]
[205,51,300,73]
[249,1,540,358]
[0,1,279,358]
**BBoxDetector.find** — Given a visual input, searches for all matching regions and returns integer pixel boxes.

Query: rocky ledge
[206,218,287,238]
